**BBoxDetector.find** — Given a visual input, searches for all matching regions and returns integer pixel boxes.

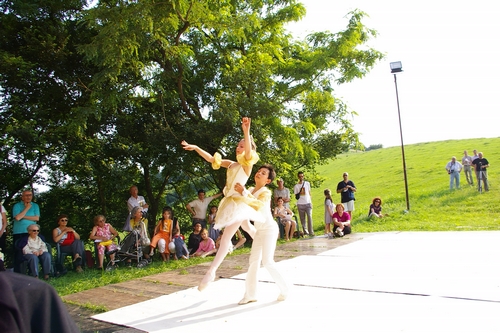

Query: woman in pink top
[193,228,216,258]
[332,203,352,237]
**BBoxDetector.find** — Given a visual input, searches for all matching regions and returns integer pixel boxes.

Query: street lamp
[390,61,410,212]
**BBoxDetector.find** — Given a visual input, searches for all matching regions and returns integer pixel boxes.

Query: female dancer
[181,117,263,291]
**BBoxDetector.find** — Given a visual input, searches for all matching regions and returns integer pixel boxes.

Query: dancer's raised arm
[181,140,232,168]
[241,117,253,161]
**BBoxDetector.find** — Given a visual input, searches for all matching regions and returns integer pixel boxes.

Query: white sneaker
[335,229,344,237]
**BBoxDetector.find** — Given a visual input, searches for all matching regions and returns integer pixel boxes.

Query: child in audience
[324,189,335,238]
[172,227,189,260]
[208,205,219,241]
[193,228,216,258]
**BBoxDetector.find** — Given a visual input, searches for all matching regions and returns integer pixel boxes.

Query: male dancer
[235,164,289,304]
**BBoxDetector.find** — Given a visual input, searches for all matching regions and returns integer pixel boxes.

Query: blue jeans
[449,171,460,189]
[25,252,51,277]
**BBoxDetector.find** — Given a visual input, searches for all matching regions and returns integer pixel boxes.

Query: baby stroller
[112,223,150,268]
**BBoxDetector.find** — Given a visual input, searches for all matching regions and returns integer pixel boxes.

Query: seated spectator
[17,224,51,280]
[187,222,202,255]
[89,215,118,269]
[52,214,85,273]
[368,197,384,218]
[273,197,296,241]
[192,228,216,258]
[208,205,220,241]
[149,207,173,262]
[332,203,352,237]
[172,227,189,260]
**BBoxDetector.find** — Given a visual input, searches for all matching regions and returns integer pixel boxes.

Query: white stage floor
[93,232,500,332]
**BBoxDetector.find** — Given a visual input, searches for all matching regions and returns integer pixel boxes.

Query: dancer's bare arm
[181,140,232,168]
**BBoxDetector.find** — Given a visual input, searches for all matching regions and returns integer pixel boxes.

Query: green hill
[305,137,500,233]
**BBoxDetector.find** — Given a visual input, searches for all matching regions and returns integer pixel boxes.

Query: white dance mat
[93,232,500,332]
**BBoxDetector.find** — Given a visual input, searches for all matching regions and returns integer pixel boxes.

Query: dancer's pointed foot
[238,297,257,305]
[198,271,215,291]
[277,293,288,301]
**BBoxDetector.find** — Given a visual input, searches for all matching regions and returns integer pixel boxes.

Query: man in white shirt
[127,185,149,213]
[461,150,474,185]
[294,171,314,236]
[445,156,463,190]
[186,189,222,229]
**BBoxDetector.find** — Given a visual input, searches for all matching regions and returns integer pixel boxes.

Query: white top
[127,195,148,213]
[0,205,6,230]
[294,181,312,204]
[273,187,291,208]
[188,195,219,220]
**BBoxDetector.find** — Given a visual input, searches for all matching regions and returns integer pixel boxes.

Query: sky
[286,0,500,148]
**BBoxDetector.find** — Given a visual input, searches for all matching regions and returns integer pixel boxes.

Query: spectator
[172,228,189,260]
[445,156,463,190]
[294,171,314,236]
[150,207,173,262]
[462,150,474,185]
[208,205,219,241]
[0,202,7,256]
[472,152,490,192]
[52,214,85,273]
[17,224,51,280]
[332,203,351,237]
[336,172,356,217]
[128,206,151,263]
[89,215,118,270]
[127,185,149,213]
[192,228,216,258]
[186,189,222,229]
[273,197,296,241]
[368,197,384,218]
[273,178,291,208]
[188,222,202,255]
[323,189,335,238]
[12,190,40,260]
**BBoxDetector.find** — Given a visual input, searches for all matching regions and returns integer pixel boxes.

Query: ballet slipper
[238,297,257,305]
[198,271,215,292]
[277,293,288,301]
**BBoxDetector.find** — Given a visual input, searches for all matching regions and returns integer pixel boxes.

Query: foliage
[365,144,383,151]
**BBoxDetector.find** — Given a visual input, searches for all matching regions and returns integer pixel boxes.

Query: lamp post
[390,61,410,212]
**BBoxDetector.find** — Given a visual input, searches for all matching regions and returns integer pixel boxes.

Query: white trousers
[243,225,289,300]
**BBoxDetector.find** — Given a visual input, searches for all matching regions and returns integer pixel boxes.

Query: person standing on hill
[472,152,489,192]
[294,171,314,236]
[462,150,474,186]
[445,156,463,190]
[336,172,356,218]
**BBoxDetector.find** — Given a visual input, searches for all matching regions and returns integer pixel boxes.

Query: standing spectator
[12,189,40,272]
[186,189,222,229]
[294,171,314,236]
[207,205,219,241]
[445,156,463,190]
[332,203,352,237]
[462,150,474,185]
[127,185,149,213]
[273,178,291,208]
[472,149,479,162]
[336,172,357,217]
[0,202,7,255]
[472,152,489,192]
[323,189,334,237]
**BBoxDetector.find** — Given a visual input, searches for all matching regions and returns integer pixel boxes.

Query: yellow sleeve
[212,152,222,170]
[236,150,259,167]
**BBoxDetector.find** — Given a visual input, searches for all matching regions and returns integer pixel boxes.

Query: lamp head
[390,61,403,73]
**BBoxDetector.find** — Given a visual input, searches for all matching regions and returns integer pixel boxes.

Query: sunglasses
[60,219,68,222]
[30,230,40,233]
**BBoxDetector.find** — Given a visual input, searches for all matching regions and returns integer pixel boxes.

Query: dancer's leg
[199,222,241,291]
[239,230,263,304]
[261,228,289,300]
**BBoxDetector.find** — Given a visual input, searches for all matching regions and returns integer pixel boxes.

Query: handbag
[295,181,306,200]
[137,221,151,246]
[60,231,75,246]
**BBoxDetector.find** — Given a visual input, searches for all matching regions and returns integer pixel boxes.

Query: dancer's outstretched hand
[181,140,197,151]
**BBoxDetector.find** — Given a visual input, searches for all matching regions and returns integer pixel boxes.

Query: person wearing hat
[186,190,222,229]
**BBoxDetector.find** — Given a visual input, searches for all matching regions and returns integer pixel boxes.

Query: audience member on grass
[273,197,296,241]
[274,178,291,208]
[128,206,151,262]
[12,190,40,260]
[462,150,474,185]
[336,172,356,217]
[150,207,173,262]
[89,215,118,269]
[192,228,216,258]
[324,189,335,238]
[52,214,84,273]
[472,152,490,192]
[172,228,189,260]
[294,171,314,236]
[368,197,384,218]
[236,164,289,305]
[0,202,7,256]
[181,117,263,291]
[188,222,202,255]
[208,205,220,241]
[17,224,51,280]
[186,189,222,230]
[445,156,463,190]
[332,203,352,237]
